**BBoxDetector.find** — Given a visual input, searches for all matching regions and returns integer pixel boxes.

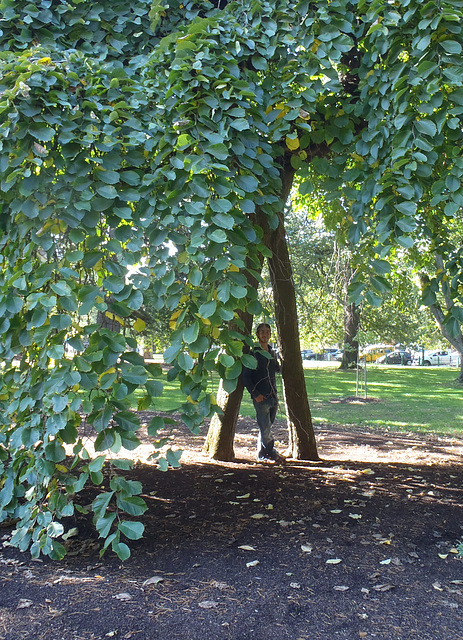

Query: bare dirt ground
[1,413,462,640]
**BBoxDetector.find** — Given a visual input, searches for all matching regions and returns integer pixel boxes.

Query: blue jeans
[253,395,279,454]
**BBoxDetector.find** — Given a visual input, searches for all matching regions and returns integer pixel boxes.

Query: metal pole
[364,359,367,399]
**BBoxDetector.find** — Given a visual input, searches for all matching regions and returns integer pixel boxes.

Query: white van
[416,350,461,366]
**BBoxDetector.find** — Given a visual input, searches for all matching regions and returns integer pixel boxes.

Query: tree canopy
[1,0,463,559]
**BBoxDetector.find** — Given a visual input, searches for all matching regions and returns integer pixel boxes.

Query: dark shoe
[257,440,274,461]
[270,449,286,464]
[257,440,285,464]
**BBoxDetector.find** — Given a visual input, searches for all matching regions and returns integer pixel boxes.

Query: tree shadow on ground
[1,418,462,640]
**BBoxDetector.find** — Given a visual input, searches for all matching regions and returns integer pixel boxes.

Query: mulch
[1,412,462,640]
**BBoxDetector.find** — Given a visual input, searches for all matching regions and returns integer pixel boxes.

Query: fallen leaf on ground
[301,544,313,553]
[238,545,256,551]
[349,513,362,519]
[373,584,395,592]
[326,558,342,564]
[210,581,229,590]
[334,585,349,591]
[143,576,164,587]
[237,493,250,499]
[246,560,260,568]
[380,558,391,565]
[113,593,133,601]
[17,599,33,609]
[62,527,79,541]
[250,514,267,519]
[290,582,301,589]
[198,600,218,609]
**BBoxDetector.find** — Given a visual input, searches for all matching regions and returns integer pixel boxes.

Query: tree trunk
[203,262,262,461]
[420,266,463,383]
[266,210,320,460]
[202,376,245,461]
[340,300,360,369]
[204,156,320,461]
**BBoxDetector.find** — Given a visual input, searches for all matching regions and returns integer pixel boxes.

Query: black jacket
[242,345,280,400]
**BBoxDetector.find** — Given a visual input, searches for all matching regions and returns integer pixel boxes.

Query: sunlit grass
[144,362,463,437]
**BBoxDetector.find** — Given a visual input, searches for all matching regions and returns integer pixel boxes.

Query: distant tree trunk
[340,301,360,369]
[420,260,463,383]
[340,260,360,369]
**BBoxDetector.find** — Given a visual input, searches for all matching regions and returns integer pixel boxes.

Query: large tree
[1,0,463,559]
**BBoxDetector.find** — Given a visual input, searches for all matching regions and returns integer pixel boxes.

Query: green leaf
[208,229,227,243]
[165,449,182,468]
[440,40,462,55]
[219,353,234,367]
[207,143,228,160]
[118,520,144,540]
[50,281,72,297]
[94,430,116,452]
[414,119,437,137]
[242,354,257,369]
[212,213,234,229]
[177,352,194,371]
[183,321,200,344]
[199,300,217,318]
[230,118,250,131]
[44,440,66,462]
[96,185,117,199]
[145,379,163,397]
[92,491,114,517]
[235,175,259,192]
[189,268,202,286]
[164,342,182,363]
[88,455,106,473]
[210,199,233,214]
[121,366,147,385]
[113,411,140,431]
[112,541,131,561]
[147,416,165,437]
[116,496,147,516]
[370,259,391,275]
[22,199,39,219]
[95,513,117,538]
[395,201,417,216]
[97,169,120,185]
[421,285,437,306]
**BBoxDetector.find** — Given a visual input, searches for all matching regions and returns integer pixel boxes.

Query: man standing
[242,323,284,463]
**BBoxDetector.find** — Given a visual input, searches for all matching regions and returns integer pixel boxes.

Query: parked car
[359,344,394,363]
[300,349,315,360]
[376,350,412,365]
[413,349,461,366]
[320,348,338,361]
[332,349,344,361]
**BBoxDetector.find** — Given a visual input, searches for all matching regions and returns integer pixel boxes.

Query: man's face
[257,327,271,343]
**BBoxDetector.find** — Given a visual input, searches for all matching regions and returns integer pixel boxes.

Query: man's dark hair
[256,323,271,334]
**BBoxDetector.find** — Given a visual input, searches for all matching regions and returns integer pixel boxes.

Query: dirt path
[1,419,462,640]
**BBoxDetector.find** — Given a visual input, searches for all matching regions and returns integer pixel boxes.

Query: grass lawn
[151,362,463,437]
[302,362,463,436]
